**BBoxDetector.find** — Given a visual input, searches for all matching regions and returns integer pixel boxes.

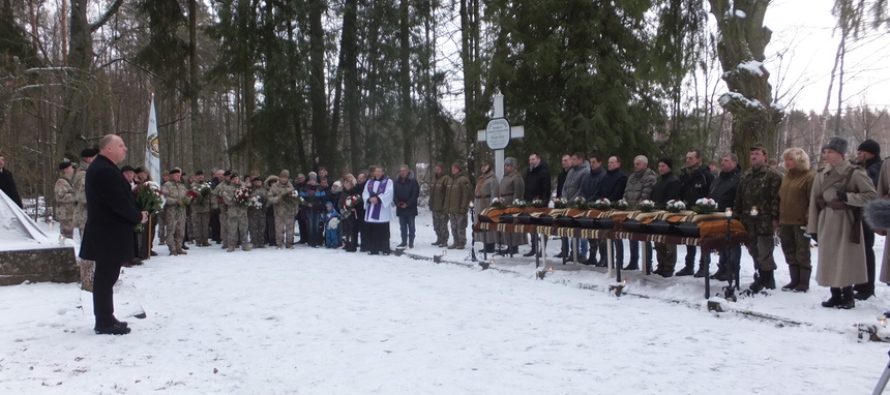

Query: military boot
[839,286,856,309]
[782,265,800,291]
[693,263,710,278]
[794,267,811,293]
[675,263,695,276]
[821,288,843,308]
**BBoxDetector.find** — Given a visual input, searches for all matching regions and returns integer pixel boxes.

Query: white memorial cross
[476,93,524,180]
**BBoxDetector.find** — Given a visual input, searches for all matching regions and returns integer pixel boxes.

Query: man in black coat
[676,149,715,276]
[80,135,148,335]
[651,158,682,276]
[708,153,742,280]
[0,154,23,208]
[523,153,551,257]
[394,165,420,248]
[593,156,628,267]
[853,139,883,299]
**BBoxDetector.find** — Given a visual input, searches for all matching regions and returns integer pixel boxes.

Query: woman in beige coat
[876,160,890,288]
[806,137,877,309]
[474,161,500,253]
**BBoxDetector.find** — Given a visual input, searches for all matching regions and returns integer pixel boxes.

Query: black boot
[821,287,843,308]
[759,270,776,290]
[623,261,639,271]
[523,247,537,257]
[710,264,726,280]
[675,264,694,276]
[693,263,710,278]
[397,239,407,248]
[839,286,856,309]
[782,265,800,291]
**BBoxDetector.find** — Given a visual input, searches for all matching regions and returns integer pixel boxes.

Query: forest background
[1,0,889,205]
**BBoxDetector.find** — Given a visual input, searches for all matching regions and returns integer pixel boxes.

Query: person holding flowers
[189,171,212,247]
[162,168,191,256]
[268,170,298,249]
[248,177,268,248]
[222,172,251,252]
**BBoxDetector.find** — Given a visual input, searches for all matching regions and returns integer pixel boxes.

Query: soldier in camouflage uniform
[157,174,170,245]
[222,173,250,252]
[73,148,98,237]
[429,162,451,247]
[734,143,783,292]
[162,168,192,255]
[190,171,212,247]
[268,170,298,248]
[443,161,472,249]
[54,162,77,238]
[212,171,232,248]
[248,176,268,248]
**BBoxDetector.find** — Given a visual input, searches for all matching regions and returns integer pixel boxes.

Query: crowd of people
[0,134,888,336]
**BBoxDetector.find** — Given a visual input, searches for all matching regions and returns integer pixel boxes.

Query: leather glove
[836,190,848,202]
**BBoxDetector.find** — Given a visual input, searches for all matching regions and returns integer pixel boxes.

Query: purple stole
[367,177,389,220]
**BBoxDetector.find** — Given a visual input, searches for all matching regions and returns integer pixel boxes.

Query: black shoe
[675,266,694,276]
[594,259,607,268]
[397,242,407,248]
[95,322,131,335]
[657,269,674,278]
[839,287,856,309]
[182,245,190,250]
[150,251,158,256]
[555,251,567,259]
[854,291,874,301]
[822,288,843,308]
[623,263,639,271]
[523,250,537,257]
[713,271,734,282]
[693,266,710,278]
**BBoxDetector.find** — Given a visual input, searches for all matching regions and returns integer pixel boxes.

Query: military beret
[223,170,232,177]
[194,170,204,175]
[80,148,99,158]
[120,165,136,173]
[59,162,73,170]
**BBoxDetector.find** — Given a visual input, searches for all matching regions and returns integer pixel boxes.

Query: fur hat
[504,157,519,168]
[865,199,890,231]
[822,136,848,155]
[659,157,673,169]
[59,161,73,170]
[858,139,881,157]
[265,175,280,187]
[169,167,182,174]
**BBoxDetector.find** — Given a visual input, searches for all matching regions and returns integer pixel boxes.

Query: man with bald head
[80,135,148,335]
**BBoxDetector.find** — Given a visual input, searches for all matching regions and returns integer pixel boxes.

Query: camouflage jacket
[73,162,89,206]
[212,181,234,211]
[268,181,298,215]
[249,185,268,215]
[733,165,782,235]
[222,183,248,216]
[162,180,192,212]
[54,173,76,220]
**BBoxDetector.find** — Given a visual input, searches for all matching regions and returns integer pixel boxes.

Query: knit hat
[435,161,445,170]
[308,172,318,182]
[332,180,342,188]
[858,139,881,157]
[451,161,462,171]
[59,162,73,170]
[279,169,290,179]
[504,157,519,168]
[822,136,849,155]
[80,148,99,158]
[659,157,673,169]
[120,165,135,173]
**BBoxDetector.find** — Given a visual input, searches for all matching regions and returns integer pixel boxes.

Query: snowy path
[2,212,889,394]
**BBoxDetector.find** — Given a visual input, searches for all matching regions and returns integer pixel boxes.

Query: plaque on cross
[477,93,524,180]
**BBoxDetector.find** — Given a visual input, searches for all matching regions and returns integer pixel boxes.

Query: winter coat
[0,168,22,208]
[778,168,814,226]
[709,167,741,213]
[524,161,551,202]
[556,169,568,199]
[393,171,420,217]
[162,180,191,213]
[859,157,883,187]
[498,169,527,246]
[444,171,472,214]
[54,173,76,221]
[679,163,714,206]
[222,183,248,217]
[877,159,890,283]
[347,182,366,223]
[734,165,782,235]
[562,161,590,200]
[300,183,328,213]
[363,176,394,223]
[598,168,627,201]
[623,168,657,208]
[473,169,500,212]
[806,160,876,287]
[651,172,681,205]
[79,154,143,263]
[581,166,606,201]
[429,173,450,212]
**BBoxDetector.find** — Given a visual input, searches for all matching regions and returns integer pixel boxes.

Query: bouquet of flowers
[234,187,252,206]
[511,198,528,208]
[133,181,165,231]
[637,199,657,212]
[190,182,212,205]
[552,197,568,209]
[692,197,718,214]
[343,194,362,211]
[530,198,547,208]
[590,198,611,211]
[611,198,629,210]
[489,197,506,208]
[570,196,588,210]
[282,189,304,206]
[248,194,265,210]
[666,199,687,213]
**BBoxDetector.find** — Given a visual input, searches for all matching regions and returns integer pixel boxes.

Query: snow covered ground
[2,209,890,394]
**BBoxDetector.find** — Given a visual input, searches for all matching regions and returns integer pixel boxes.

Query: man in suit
[80,134,148,335]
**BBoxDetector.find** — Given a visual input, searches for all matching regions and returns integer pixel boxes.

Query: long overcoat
[498,169,526,246]
[79,154,143,263]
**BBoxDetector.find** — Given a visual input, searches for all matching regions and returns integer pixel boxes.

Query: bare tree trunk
[188,0,200,172]
[399,0,414,170]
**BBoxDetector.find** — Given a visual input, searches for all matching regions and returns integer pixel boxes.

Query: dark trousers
[598,239,623,267]
[628,240,652,267]
[342,217,357,251]
[398,215,416,244]
[306,210,323,245]
[265,206,276,245]
[685,245,711,267]
[297,213,309,243]
[210,209,221,242]
[855,221,876,295]
[358,219,368,251]
[366,222,391,254]
[93,259,122,326]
